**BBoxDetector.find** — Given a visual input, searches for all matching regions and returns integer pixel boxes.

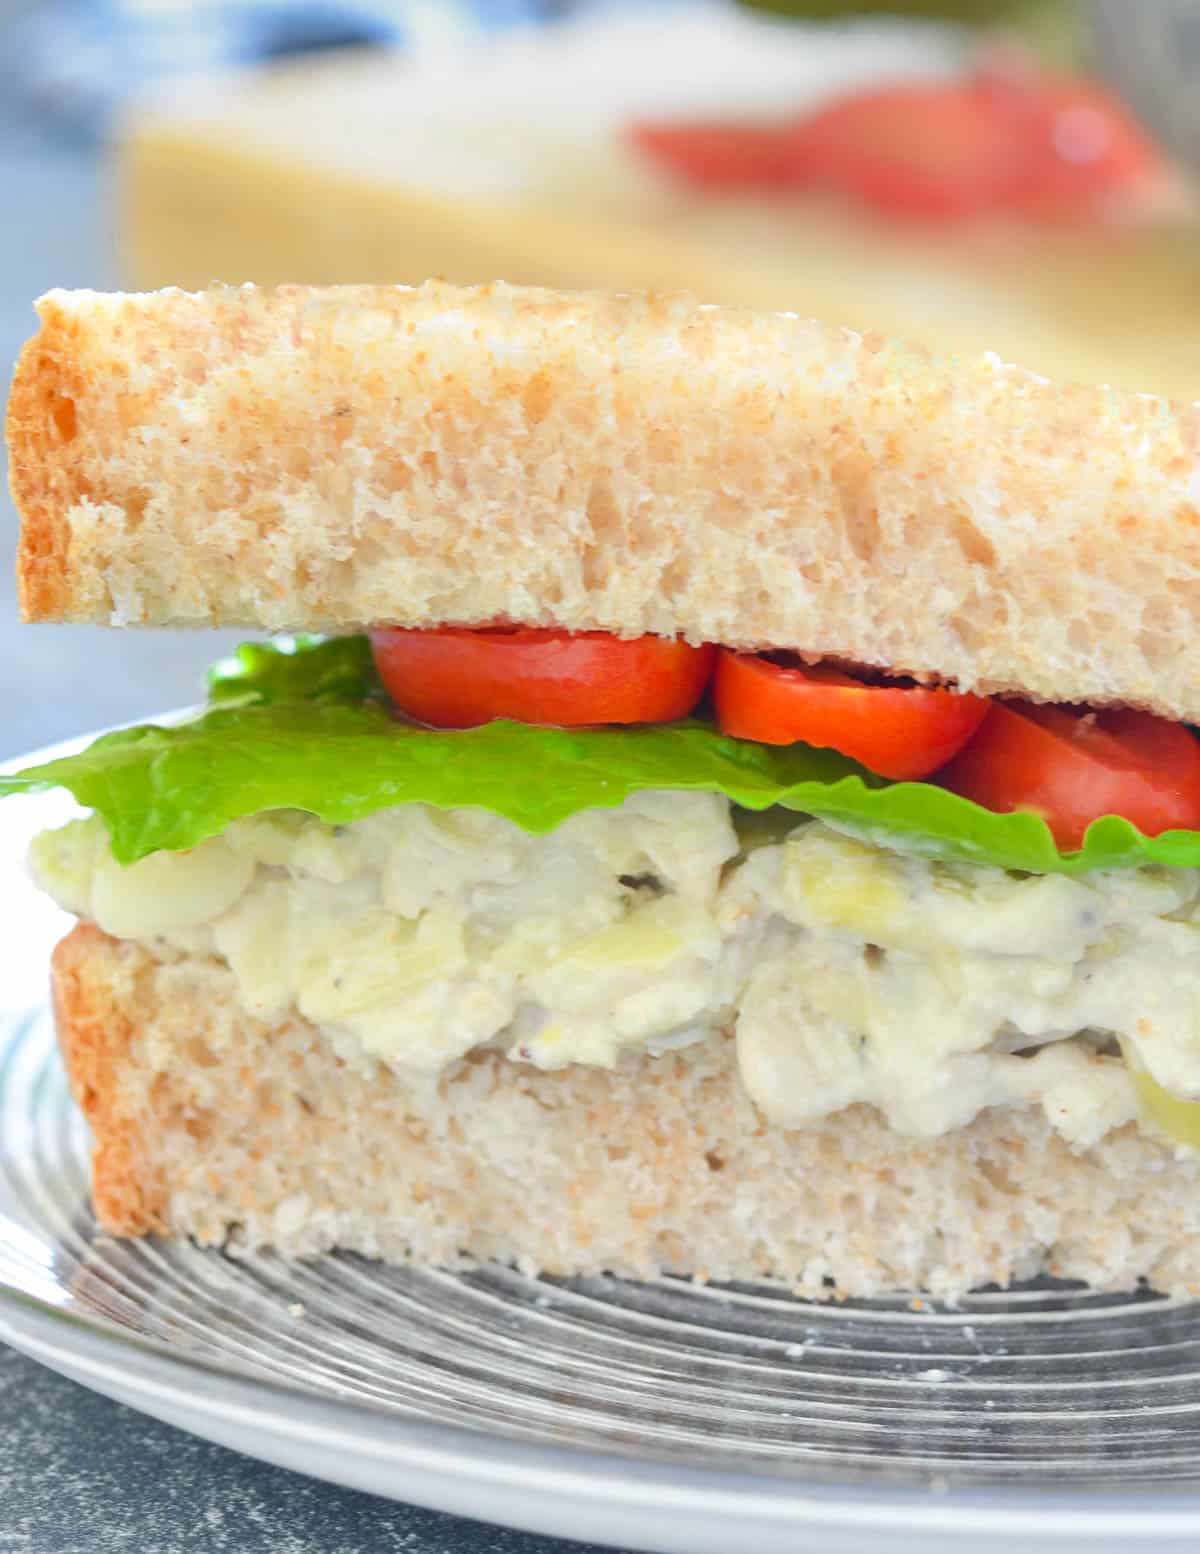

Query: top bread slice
[8,280,1200,720]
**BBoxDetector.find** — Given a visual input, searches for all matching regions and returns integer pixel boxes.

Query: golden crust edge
[7,294,84,623]
[51,922,167,1236]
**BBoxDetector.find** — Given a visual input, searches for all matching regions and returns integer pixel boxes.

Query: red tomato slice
[370,627,715,729]
[626,121,799,191]
[936,701,1200,850]
[628,70,1163,222]
[783,82,1028,219]
[630,86,1021,215]
[973,62,1166,217]
[714,652,989,780]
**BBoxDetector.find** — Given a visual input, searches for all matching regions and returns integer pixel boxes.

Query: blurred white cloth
[4,0,654,139]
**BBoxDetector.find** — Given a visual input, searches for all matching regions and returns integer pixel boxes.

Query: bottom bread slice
[51,922,1200,1300]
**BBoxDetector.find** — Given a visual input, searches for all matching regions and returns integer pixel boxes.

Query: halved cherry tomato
[784,82,1028,220]
[713,652,989,780]
[936,701,1200,850]
[972,60,1165,219]
[629,83,1025,217]
[629,69,1164,222]
[626,121,800,191]
[370,627,715,729]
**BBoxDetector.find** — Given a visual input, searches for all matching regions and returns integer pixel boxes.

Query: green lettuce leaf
[4,636,1200,874]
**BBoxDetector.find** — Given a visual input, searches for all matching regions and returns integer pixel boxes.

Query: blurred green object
[743,0,1015,15]
[739,0,1079,63]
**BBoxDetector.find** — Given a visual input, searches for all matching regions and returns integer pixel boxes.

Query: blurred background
[2,0,1199,757]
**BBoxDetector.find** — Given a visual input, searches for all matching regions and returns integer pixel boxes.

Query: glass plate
[3,731,1200,1553]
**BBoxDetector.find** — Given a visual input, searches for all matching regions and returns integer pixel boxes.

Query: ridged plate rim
[6,1281,1200,1554]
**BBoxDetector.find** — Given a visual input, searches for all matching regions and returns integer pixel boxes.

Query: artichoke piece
[1128,1055,1200,1149]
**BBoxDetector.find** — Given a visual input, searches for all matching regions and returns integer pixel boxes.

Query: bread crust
[9,282,1200,719]
[50,923,1200,1298]
[52,924,167,1235]
[8,309,87,621]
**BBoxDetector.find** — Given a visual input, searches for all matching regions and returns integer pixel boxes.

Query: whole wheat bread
[10,281,1200,719]
[52,923,1200,1300]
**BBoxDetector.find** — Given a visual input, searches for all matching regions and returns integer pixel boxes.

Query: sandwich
[7,279,1200,1301]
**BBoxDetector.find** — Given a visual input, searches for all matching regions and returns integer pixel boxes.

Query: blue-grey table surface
[0,128,628,1554]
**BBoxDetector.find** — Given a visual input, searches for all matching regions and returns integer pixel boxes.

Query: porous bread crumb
[9,281,1200,719]
[52,924,1200,1300]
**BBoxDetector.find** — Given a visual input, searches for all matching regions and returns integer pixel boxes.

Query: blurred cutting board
[119,5,1200,401]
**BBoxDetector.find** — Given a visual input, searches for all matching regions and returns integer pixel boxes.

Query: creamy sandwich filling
[13,636,1200,1154]
[33,793,1200,1150]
